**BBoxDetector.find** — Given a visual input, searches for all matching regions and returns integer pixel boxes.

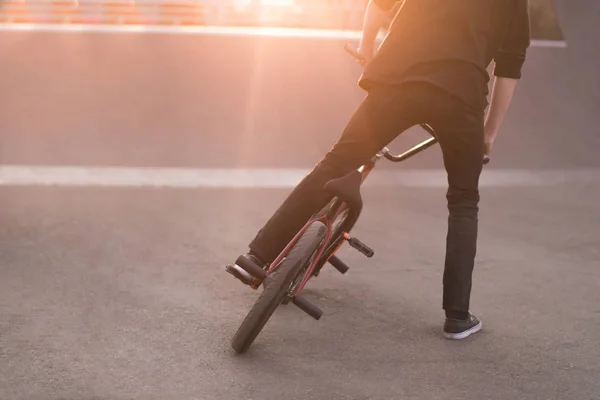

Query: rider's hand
[356,44,375,67]
[345,39,376,68]
[483,125,498,156]
[484,140,494,157]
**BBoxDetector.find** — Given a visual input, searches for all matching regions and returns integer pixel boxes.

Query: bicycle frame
[250,127,440,292]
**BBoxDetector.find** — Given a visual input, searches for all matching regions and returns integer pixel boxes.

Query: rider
[230,0,530,340]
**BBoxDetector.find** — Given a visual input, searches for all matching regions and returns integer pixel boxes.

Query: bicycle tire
[231,221,327,354]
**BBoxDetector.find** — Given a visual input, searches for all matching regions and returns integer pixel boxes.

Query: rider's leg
[429,95,485,326]
[246,82,437,265]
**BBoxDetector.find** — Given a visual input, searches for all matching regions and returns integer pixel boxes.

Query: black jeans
[249,82,484,313]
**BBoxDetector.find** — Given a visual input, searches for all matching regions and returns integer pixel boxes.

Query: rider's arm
[485,78,519,143]
[358,0,398,56]
[486,0,531,148]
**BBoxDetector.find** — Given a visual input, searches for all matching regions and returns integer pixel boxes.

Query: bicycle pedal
[344,234,375,258]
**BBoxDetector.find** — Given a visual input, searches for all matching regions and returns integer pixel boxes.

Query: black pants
[249,82,484,313]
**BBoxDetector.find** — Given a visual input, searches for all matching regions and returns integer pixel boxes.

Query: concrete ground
[1,184,599,400]
[1,1,599,399]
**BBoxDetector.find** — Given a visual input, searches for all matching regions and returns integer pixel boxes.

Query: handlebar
[343,44,490,166]
[381,140,490,165]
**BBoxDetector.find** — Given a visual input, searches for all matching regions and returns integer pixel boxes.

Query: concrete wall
[0,0,597,170]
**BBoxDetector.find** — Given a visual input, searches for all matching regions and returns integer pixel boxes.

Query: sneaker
[443,313,482,340]
[227,252,266,284]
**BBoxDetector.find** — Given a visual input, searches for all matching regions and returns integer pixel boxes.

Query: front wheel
[231,221,327,354]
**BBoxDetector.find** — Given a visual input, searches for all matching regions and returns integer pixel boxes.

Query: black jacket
[360,0,531,110]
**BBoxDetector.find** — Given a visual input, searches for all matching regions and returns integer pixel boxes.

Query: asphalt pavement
[1,1,599,399]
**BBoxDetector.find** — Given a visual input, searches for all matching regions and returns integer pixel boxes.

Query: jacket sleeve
[493,0,531,79]
[372,0,399,12]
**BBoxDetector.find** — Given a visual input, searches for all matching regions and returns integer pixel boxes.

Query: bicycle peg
[343,233,375,258]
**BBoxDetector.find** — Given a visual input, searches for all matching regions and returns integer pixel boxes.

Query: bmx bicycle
[225,45,490,354]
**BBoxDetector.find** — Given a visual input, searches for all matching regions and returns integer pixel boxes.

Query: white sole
[443,321,483,340]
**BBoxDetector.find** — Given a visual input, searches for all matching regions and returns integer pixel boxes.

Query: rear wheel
[231,221,327,354]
